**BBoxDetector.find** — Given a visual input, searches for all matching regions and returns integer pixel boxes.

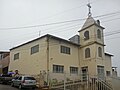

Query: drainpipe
[47,36,49,86]
[78,47,81,79]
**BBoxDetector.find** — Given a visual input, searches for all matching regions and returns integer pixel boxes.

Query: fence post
[64,71,66,90]
[47,70,49,86]
[87,73,89,90]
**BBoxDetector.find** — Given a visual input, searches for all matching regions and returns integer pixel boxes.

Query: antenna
[87,0,92,17]
[39,30,41,37]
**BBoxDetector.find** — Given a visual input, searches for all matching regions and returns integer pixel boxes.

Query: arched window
[98,47,102,57]
[85,48,90,58]
[97,29,101,39]
[84,31,89,40]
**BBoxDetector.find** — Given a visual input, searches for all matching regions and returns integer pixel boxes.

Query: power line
[1,15,120,41]
[1,9,120,46]
[105,36,120,41]
[105,30,120,37]
[40,16,120,37]
[41,16,120,34]
[94,11,120,18]
[102,17,120,23]
[0,10,120,30]
[32,12,120,34]
[0,18,85,30]
[1,13,120,43]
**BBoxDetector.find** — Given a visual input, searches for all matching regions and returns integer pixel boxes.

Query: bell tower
[79,3,106,77]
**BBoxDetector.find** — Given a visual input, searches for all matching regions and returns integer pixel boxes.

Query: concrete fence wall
[111,77,120,90]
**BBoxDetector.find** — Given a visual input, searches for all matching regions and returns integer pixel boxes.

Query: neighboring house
[112,67,118,77]
[0,51,10,74]
[9,16,116,82]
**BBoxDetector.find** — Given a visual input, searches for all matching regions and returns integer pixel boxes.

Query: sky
[0,0,120,76]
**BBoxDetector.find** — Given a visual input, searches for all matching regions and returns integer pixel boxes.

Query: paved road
[0,84,18,90]
[0,84,39,90]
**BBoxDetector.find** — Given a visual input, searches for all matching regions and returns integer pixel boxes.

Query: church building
[9,5,114,84]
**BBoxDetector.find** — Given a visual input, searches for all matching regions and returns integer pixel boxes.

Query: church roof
[10,34,80,50]
[82,16,96,30]
[105,53,113,56]
[0,51,9,54]
[79,16,105,32]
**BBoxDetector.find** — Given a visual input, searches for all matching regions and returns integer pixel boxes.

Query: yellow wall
[9,37,80,76]
[48,38,79,73]
[9,37,47,75]
[80,25,104,46]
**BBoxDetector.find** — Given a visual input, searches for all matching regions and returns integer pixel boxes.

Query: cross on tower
[87,3,92,16]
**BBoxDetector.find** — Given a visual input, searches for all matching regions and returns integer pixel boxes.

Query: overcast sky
[0,0,120,76]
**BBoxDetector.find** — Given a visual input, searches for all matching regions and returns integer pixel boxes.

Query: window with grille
[70,67,78,74]
[85,48,90,58]
[97,29,101,39]
[106,71,111,76]
[14,53,19,60]
[84,31,89,40]
[61,45,70,54]
[98,47,102,57]
[31,44,39,55]
[53,65,64,73]
[97,66,104,78]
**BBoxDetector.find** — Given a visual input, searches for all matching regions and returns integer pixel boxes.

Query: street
[0,84,18,90]
[0,84,39,90]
